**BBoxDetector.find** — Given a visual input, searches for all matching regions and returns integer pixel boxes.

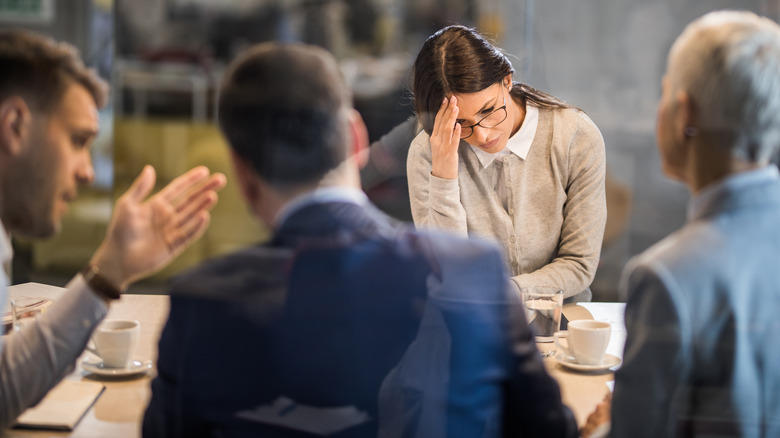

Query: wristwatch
[80,264,122,301]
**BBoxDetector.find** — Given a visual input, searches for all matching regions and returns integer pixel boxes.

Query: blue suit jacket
[612,168,780,437]
[143,201,576,437]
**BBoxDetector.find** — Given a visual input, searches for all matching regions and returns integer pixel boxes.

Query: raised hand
[89,165,227,291]
[430,96,461,180]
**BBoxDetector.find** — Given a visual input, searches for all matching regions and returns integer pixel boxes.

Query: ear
[673,90,695,145]
[502,74,513,90]
[228,149,263,209]
[347,109,370,169]
[0,96,32,157]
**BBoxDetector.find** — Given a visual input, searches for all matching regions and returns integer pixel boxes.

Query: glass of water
[520,286,564,348]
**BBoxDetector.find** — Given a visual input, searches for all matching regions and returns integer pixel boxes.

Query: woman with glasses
[407,25,606,302]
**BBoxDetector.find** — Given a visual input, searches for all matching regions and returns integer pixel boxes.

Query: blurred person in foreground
[0,30,225,427]
[143,42,577,438]
[582,10,780,437]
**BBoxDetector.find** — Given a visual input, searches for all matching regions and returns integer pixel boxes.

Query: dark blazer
[143,201,576,438]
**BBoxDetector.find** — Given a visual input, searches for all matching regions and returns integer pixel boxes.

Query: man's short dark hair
[217,43,351,189]
[0,30,107,112]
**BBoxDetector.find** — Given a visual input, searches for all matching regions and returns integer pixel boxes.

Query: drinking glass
[520,286,564,351]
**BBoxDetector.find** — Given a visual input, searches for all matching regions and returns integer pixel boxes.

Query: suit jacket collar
[169,200,401,299]
[270,201,400,248]
[688,166,780,222]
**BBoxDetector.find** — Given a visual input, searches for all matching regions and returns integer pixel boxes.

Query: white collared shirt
[0,221,12,312]
[468,104,539,169]
[273,186,369,228]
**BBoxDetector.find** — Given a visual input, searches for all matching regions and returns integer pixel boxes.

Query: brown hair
[413,25,572,134]
[217,43,351,188]
[0,30,107,112]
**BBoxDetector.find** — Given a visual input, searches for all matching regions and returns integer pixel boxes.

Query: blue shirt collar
[688,166,780,221]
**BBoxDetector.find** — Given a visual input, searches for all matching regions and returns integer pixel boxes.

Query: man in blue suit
[582,10,780,438]
[143,43,577,437]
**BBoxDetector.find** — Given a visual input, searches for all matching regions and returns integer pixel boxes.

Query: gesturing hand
[89,165,227,291]
[580,392,612,438]
[430,96,461,180]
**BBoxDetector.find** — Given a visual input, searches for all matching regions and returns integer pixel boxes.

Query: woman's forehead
[453,84,502,119]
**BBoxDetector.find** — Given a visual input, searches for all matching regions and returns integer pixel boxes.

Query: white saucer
[81,358,152,377]
[555,353,622,372]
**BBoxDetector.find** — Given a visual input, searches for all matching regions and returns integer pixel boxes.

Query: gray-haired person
[583,10,780,438]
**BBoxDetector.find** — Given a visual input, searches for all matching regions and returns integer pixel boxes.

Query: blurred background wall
[3,0,779,298]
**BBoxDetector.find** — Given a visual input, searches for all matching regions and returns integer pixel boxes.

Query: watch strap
[80,264,122,300]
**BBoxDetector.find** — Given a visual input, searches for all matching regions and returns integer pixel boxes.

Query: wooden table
[544,302,627,426]
[5,283,170,438]
[4,283,626,436]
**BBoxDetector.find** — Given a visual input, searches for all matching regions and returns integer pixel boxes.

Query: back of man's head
[0,30,106,113]
[668,10,780,162]
[217,43,351,190]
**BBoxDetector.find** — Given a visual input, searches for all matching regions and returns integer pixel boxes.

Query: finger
[451,121,462,147]
[432,97,450,137]
[173,190,219,229]
[170,173,225,213]
[123,165,156,203]
[166,211,211,255]
[168,171,226,209]
[205,172,227,191]
[157,166,212,203]
[432,96,459,140]
[443,96,459,143]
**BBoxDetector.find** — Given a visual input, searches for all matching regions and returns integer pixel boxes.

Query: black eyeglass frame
[458,90,508,140]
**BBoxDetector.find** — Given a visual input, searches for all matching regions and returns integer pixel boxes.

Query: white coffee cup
[554,320,611,365]
[87,319,140,368]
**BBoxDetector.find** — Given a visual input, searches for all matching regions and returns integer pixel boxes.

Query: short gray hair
[668,10,780,162]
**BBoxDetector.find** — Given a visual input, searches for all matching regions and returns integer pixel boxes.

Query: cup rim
[99,319,140,332]
[520,286,564,295]
[568,319,610,331]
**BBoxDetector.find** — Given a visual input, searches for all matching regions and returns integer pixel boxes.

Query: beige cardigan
[407,106,606,300]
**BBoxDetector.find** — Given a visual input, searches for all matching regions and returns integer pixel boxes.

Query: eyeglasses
[459,92,508,140]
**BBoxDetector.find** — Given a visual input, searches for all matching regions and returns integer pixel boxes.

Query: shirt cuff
[44,275,110,331]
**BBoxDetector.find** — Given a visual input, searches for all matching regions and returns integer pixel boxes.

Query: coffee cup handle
[554,331,571,358]
[85,340,100,359]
